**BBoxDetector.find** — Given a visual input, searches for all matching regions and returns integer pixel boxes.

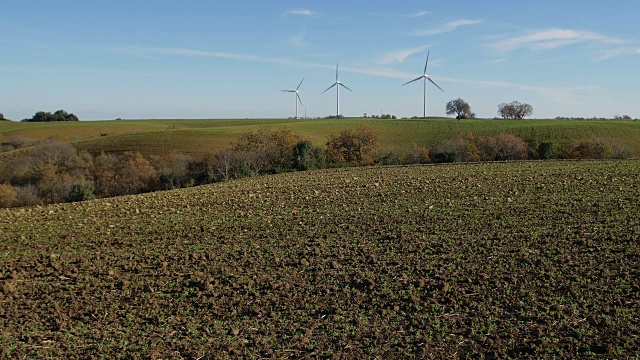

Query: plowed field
[1,160,639,358]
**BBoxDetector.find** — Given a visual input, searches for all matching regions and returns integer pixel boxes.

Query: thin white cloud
[493,28,624,53]
[378,46,427,65]
[117,45,331,69]
[439,77,597,105]
[415,19,484,36]
[597,47,640,60]
[428,58,445,68]
[487,58,508,65]
[117,45,594,105]
[290,31,307,47]
[404,11,428,18]
[287,9,315,16]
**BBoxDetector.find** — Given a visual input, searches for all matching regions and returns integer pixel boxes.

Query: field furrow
[1,160,639,358]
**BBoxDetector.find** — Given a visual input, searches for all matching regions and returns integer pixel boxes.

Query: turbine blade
[428,77,444,92]
[282,90,296,92]
[339,83,352,92]
[297,78,304,90]
[322,83,337,93]
[424,50,430,75]
[297,93,303,106]
[401,76,424,86]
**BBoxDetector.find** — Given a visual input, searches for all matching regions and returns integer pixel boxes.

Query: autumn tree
[326,126,381,165]
[233,127,301,174]
[0,183,18,208]
[492,133,529,160]
[116,152,158,195]
[446,98,474,119]
[93,152,155,197]
[93,152,120,197]
[498,101,533,119]
[36,164,76,204]
[151,153,195,190]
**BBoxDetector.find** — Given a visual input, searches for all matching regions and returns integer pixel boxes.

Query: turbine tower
[282,78,304,119]
[402,50,444,118]
[323,63,352,117]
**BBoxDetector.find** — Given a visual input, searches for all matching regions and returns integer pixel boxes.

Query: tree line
[21,110,79,122]
[0,126,631,208]
[5,106,639,123]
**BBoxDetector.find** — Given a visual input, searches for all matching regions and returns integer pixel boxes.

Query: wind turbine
[282,78,304,119]
[402,50,444,118]
[323,63,352,117]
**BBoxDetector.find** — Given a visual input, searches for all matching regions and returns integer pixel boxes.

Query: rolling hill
[1,118,639,158]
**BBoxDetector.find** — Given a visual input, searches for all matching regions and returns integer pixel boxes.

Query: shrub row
[0,129,631,208]
[423,133,627,163]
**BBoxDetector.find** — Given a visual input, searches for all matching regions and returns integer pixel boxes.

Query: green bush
[21,110,79,122]
[376,149,404,166]
[293,140,325,171]
[65,182,96,203]
[431,152,459,163]
[429,138,478,163]
[536,142,556,159]
[570,140,612,159]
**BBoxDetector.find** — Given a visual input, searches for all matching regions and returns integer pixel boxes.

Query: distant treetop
[497,101,533,119]
[21,110,79,122]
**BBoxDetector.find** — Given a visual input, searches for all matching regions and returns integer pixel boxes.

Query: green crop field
[2,118,640,157]
[1,160,639,358]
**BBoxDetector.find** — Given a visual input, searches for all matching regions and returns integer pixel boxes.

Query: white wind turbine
[402,50,444,118]
[282,78,304,119]
[323,63,352,117]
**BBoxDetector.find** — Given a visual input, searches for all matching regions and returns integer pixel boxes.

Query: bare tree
[28,139,78,180]
[211,149,236,181]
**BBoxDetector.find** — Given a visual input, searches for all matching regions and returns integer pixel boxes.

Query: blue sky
[1,0,639,120]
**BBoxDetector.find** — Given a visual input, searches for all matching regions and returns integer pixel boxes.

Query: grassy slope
[1,118,640,157]
[0,160,638,357]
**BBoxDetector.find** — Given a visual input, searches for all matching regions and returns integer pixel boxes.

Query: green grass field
[1,118,639,157]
